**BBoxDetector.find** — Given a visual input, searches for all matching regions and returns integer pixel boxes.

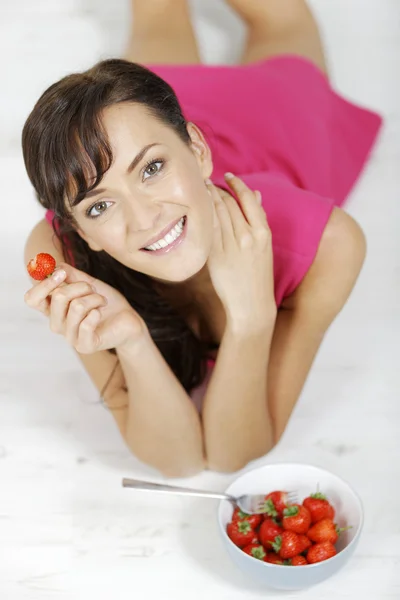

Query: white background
[0,0,399,598]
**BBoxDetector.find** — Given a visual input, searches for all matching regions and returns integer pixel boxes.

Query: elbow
[125,438,206,479]
[207,442,276,475]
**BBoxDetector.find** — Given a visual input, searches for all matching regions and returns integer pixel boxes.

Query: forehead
[101,102,174,149]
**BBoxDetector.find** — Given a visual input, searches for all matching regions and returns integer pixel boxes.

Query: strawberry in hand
[27,253,56,281]
[24,262,146,353]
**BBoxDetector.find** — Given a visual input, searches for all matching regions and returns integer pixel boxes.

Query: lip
[140,216,187,255]
[141,217,185,249]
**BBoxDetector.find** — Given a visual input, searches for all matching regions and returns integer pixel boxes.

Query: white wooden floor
[0,1,399,598]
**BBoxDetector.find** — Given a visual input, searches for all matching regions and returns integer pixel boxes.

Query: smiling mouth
[141,216,187,253]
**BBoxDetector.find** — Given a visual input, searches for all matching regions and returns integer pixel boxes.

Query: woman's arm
[269,207,366,441]
[24,219,205,479]
[202,207,366,472]
[202,320,275,473]
[114,335,205,477]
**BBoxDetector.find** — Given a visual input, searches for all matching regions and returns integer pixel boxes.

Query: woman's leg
[125,0,201,64]
[226,0,327,74]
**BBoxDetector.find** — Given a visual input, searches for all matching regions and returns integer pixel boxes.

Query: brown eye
[87,200,112,219]
[143,160,164,180]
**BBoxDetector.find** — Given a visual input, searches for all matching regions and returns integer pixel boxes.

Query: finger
[65,294,107,346]
[221,194,250,241]
[24,268,67,316]
[224,173,267,229]
[206,180,224,252]
[206,181,235,249]
[77,310,131,354]
[57,262,96,287]
[49,281,98,334]
[75,309,102,354]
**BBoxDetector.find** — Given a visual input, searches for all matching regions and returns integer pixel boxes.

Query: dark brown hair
[22,59,207,392]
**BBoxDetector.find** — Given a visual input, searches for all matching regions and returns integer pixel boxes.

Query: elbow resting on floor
[124,435,276,478]
[124,438,207,479]
[207,442,276,475]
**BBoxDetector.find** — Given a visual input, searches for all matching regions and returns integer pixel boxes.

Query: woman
[23,0,382,477]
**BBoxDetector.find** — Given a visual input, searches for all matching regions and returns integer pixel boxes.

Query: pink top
[44,55,382,407]
[46,55,382,307]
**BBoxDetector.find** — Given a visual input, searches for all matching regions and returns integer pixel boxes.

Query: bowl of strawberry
[218,463,363,591]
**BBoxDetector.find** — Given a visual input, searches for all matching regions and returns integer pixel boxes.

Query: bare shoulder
[282,207,366,321]
[24,218,66,266]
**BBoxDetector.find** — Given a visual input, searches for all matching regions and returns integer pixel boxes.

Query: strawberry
[303,493,335,523]
[271,531,303,560]
[258,517,283,548]
[298,534,312,554]
[227,520,259,548]
[290,555,308,566]
[307,518,351,544]
[264,552,284,565]
[242,544,267,561]
[261,491,289,518]
[232,508,263,530]
[27,253,56,281]
[282,504,311,535]
[307,541,337,564]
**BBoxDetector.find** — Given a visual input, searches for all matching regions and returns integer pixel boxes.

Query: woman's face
[71,102,214,283]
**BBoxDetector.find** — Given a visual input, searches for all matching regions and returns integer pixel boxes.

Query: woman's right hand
[24,262,146,353]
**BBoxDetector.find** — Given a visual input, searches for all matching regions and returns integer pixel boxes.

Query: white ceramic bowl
[217,463,363,591]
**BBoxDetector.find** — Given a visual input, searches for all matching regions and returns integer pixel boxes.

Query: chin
[150,254,208,285]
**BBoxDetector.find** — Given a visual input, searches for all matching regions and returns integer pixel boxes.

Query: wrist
[225,306,277,338]
[116,323,151,359]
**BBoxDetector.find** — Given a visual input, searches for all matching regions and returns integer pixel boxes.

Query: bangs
[59,110,113,216]
[26,82,115,220]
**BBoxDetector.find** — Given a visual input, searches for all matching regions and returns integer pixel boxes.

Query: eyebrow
[78,142,161,203]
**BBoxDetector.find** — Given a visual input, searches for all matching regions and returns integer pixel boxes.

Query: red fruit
[232,507,263,530]
[227,520,259,548]
[259,517,283,548]
[303,493,335,523]
[282,505,311,535]
[265,552,284,565]
[307,518,351,544]
[291,555,308,566]
[298,534,312,553]
[307,541,337,564]
[262,491,289,518]
[242,544,267,561]
[27,253,57,281]
[271,531,303,560]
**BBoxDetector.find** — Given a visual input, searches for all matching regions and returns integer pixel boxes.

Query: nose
[125,195,161,235]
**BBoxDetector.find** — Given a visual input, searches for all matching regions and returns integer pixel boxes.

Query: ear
[76,227,103,252]
[186,122,213,179]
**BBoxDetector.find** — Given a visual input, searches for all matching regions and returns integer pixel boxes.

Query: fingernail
[205,178,213,186]
[224,172,234,180]
[52,269,66,283]
[256,190,262,203]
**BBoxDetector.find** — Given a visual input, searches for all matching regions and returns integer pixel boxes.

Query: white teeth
[144,217,185,251]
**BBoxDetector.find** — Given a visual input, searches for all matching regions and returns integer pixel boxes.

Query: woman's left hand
[206,174,276,332]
